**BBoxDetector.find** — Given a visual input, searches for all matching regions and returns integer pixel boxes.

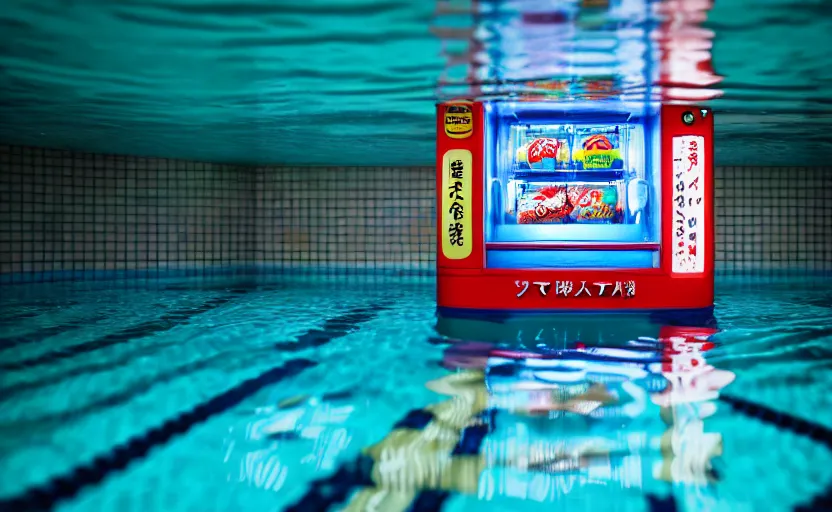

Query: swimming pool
[0,275,830,512]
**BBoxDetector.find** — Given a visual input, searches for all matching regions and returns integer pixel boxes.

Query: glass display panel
[485,107,660,246]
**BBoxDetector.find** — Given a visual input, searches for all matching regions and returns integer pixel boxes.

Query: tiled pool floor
[0,276,830,511]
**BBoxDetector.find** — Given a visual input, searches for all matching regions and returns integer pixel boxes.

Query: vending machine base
[436,268,714,316]
[434,310,718,348]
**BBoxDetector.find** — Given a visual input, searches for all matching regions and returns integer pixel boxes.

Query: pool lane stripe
[0,303,387,512]
[0,300,81,327]
[794,483,832,511]
[0,358,316,512]
[287,404,497,511]
[407,408,497,511]
[451,409,496,456]
[1,303,385,400]
[407,491,451,512]
[285,409,437,511]
[0,318,107,353]
[274,306,383,351]
[0,339,191,400]
[719,394,832,449]
[1,346,275,423]
[720,395,832,512]
[646,493,678,511]
[0,292,248,371]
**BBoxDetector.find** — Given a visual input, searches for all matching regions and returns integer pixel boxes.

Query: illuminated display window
[484,102,661,269]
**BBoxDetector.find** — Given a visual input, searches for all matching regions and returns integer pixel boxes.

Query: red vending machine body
[436,101,714,316]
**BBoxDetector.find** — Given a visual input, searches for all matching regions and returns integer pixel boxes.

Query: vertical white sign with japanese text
[671,136,705,274]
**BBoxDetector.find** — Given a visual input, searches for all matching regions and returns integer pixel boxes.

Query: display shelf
[495,224,648,243]
[512,170,626,182]
[485,242,661,250]
[515,162,626,171]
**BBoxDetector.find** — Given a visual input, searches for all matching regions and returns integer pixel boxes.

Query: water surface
[0,0,829,166]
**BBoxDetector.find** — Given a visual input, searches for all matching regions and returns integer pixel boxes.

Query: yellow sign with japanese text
[441,149,472,260]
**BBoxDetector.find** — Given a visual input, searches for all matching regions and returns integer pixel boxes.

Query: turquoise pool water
[0,0,829,166]
[0,276,830,511]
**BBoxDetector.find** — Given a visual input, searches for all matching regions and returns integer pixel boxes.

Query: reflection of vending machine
[655,0,723,102]
[436,100,713,314]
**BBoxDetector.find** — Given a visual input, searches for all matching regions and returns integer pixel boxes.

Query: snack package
[573,127,623,169]
[578,77,619,100]
[516,183,622,224]
[516,136,571,170]
[516,184,573,224]
[567,184,621,223]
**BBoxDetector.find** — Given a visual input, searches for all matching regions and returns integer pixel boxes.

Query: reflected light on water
[655,0,724,102]
[427,321,734,506]
[224,315,737,510]
[432,0,724,105]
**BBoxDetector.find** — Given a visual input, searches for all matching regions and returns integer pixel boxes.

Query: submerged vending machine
[436,101,713,315]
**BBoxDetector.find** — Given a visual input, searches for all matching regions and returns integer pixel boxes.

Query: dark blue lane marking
[0,303,386,512]
[394,409,436,430]
[274,307,385,351]
[407,491,452,512]
[407,409,497,511]
[283,455,376,512]
[159,281,280,293]
[0,301,81,327]
[319,389,354,402]
[2,345,277,425]
[0,311,40,326]
[721,394,832,512]
[288,400,496,511]
[794,483,832,511]
[3,305,388,418]
[0,338,189,400]
[719,394,832,449]
[0,319,107,353]
[0,293,246,371]
[451,408,496,456]
[0,358,316,512]
[646,493,678,511]
[285,406,437,511]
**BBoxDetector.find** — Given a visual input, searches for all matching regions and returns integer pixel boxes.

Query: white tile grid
[0,145,830,277]
[0,146,255,275]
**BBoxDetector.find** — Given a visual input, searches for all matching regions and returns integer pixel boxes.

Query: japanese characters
[671,135,705,273]
[447,158,465,247]
[515,279,636,298]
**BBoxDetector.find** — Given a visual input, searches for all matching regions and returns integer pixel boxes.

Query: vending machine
[436,100,713,315]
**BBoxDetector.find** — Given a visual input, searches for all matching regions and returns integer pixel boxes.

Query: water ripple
[0,0,829,165]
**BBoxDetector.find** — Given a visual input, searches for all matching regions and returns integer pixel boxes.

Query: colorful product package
[567,184,621,223]
[572,126,623,169]
[516,183,621,224]
[516,184,573,224]
[516,136,571,170]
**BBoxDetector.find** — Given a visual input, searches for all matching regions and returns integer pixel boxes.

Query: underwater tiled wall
[253,165,434,275]
[714,166,832,273]
[0,144,830,282]
[0,145,255,281]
